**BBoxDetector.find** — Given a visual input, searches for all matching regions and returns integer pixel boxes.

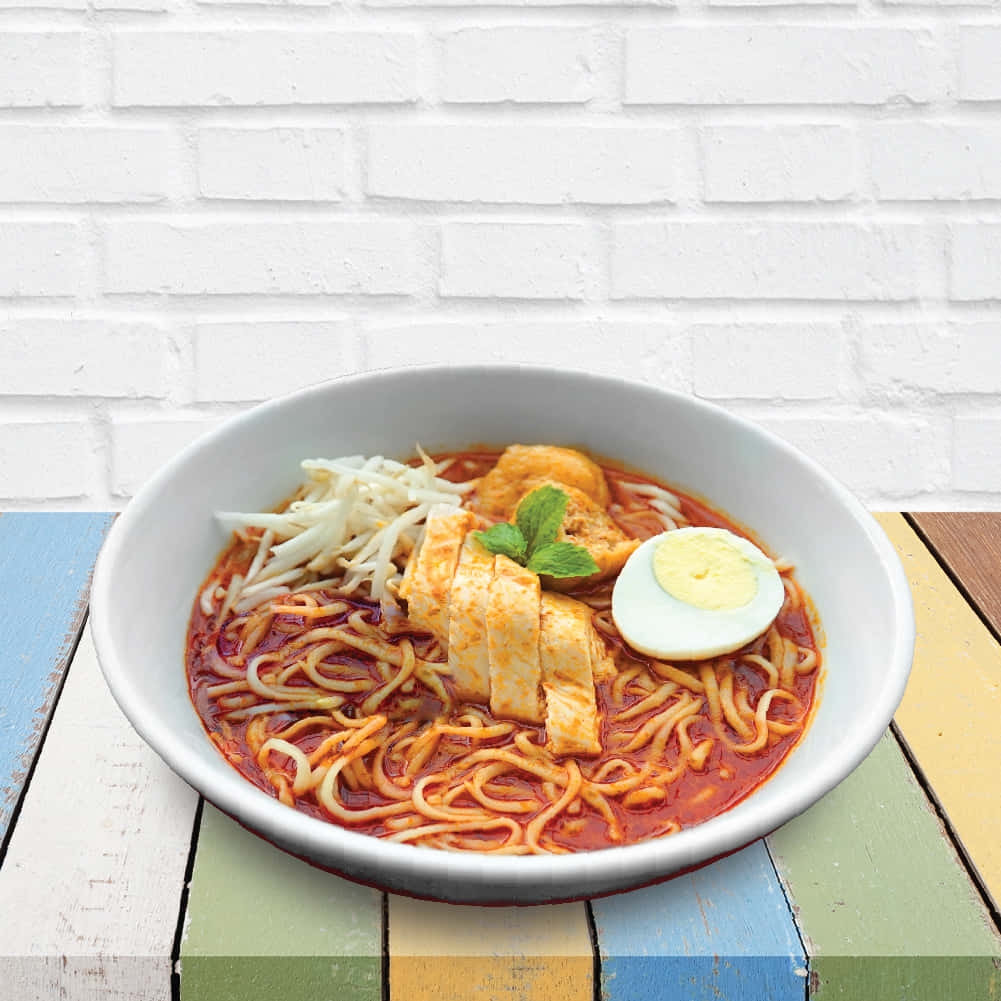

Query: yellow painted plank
[876,512,1001,906]
[388,895,593,1001]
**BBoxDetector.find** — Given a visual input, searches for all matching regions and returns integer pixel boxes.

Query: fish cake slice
[447,535,494,703]
[487,554,545,724]
[399,504,475,645]
[539,592,602,756]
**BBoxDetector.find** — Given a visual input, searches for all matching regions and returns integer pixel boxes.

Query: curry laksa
[186,445,821,856]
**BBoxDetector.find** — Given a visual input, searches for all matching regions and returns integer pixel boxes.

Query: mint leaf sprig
[474,484,600,580]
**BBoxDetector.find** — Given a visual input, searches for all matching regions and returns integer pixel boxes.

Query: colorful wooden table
[2,512,1000,1001]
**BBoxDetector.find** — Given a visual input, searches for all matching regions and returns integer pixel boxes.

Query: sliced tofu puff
[588,623,617,682]
[398,504,477,645]
[519,482,640,593]
[486,554,545,725]
[474,444,610,519]
[447,535,495,704]
[539,593,603,756]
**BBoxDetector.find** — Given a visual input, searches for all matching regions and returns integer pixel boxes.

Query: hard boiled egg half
[611,527,784,661]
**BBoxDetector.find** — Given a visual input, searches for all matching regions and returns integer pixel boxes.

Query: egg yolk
[652,532,758,611]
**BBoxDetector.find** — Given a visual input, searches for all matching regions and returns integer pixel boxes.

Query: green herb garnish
[474,485,600,580]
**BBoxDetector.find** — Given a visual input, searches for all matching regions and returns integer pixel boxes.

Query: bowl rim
[89,362,916,896]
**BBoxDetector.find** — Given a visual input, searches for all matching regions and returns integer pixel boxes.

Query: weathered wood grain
[180,803,383,1001]
[877,512,1001,912]
[910,512,1001,639]
[0,512,113,840]
[0,627,200,1000]
[388,894,593,1001]
[768,730,1001,999]
[591,840,807,1001]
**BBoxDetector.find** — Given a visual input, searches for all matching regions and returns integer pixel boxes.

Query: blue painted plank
[0,512,114,841]
[592,840,807,1001]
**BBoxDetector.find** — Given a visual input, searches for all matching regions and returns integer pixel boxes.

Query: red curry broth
[186,451,820,850]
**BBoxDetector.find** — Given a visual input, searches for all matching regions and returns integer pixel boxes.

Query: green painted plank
[768,731,1001,999]
[181,804,383,1001]
[0,512,114,840]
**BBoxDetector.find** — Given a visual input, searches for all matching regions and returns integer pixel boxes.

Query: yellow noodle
[525,761,582,854]
[651,661,706,694]
[611,665,644,703]
[677,716,712,772]
[273,774,294,807]
[245,715,268,756]
[623,787,667,809]
[274,715,339,741]
[735,685,754,721]
[795,646,818,674]
[387,818,522,845]
[301,642,373,693]
[270,600,349,617]
[590,758,638,783]
[362,639,417,715]
[779,637,799,690]
[740,653,780,689]
[448,839,532,855]
[339,758,361,792]
[580,787,622,842]
[371,728,417,801]
[465,765,535,814]
[384,815,426,833]
[730,690,800,754]
[404,727,442,777]
[412,774,495,823]
[258,737,313,795]
[514,732,545,758]
[718,667,754,740]
[700,663,722,722]
[207,680,250,698]
[618,694,697,754]
[436,722,515,739]
[224,696,343,721]
[331,709,370,729]
[239,611,274,660]
[457,748,568,786]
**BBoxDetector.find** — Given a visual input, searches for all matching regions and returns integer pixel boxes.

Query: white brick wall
[0,7,1000,510]
[197,129,347,202]
[440,28,594,104]
[111,32,419,106]
[611,223,923,301]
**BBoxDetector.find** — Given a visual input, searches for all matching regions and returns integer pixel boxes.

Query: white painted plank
[0,625,199,1000]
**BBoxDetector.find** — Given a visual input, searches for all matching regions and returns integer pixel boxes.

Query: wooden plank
[877,512,1001,909]
[388,894,593,1001]
[0,512,113,839]
[0,627,200,1000]
[910,512,1001,638]
[592,839,807,1001]
[768,731,1001,999]
[180,804,383,1001]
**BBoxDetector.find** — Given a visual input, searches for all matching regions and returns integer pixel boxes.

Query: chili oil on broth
[185,450,821,855]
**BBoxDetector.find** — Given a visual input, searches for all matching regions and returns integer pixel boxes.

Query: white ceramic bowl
[90,365,915,904]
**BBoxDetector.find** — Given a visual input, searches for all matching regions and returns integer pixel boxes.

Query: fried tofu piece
[486,554,545,724]
[475,444,610,519]
[519,482,640,592]
[446,534,494,703]
[399,504,476,645]
[589,625,617,682]
[539,593,604,756]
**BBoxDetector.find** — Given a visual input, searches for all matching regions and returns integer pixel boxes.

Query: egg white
[611,527,785,661]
